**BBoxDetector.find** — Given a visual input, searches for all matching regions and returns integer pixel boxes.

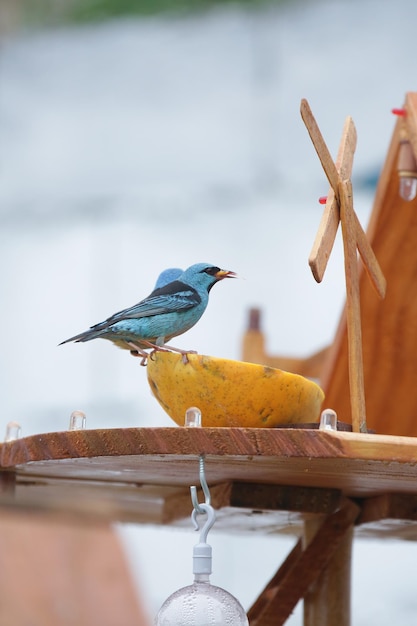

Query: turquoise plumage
[60,263,236,362]
[154,267,182,289]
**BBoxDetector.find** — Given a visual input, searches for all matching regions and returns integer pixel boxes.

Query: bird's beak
[215,269,237,279]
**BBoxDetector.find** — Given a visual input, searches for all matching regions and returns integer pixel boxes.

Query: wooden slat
[304,106,357,282]
[229,483,342,515]
[247,539,303,623]
[356,493,417,539]
[405,92,417,156]
[248,498,359,626]
[339,179,367,433]
[358,493,417,525]
[13,479,194,525]
[300,99,343,193]
[3,428,417,501]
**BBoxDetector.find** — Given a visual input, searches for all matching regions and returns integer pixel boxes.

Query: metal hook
[190,454,211,514]
[191,502,216,544]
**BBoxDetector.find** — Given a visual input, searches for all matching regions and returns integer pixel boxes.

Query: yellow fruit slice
[147,352,324,427]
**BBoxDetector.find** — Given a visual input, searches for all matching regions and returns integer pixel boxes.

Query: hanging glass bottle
[155,504,248,625]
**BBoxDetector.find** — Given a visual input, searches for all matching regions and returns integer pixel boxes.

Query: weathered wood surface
[3,427,417,500]
[303,513,354,626]
[2,428,417,536]
[321,93,417,436]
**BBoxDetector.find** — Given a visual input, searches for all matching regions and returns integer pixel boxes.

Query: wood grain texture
[321,97,417,436]
[405,92,417,156]
[303,515,354,626]
[300,99,343,192]
[339,179,367,433]
[3,427,417,501]
[306,111,357,282]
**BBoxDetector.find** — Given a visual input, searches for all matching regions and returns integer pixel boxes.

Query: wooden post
[303,517,354,626]
[247,499,359,626]
[300,99,386,432]
[338,179,367,433]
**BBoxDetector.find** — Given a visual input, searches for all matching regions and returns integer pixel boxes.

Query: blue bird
[60,263,236,363]
[154,267,183,289]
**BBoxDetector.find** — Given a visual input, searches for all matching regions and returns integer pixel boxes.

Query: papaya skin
[147,352,324,428]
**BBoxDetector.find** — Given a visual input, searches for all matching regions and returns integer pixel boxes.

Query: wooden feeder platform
[3,94,417,626]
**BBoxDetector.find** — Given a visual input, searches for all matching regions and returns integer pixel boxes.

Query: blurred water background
[1,0,417,623]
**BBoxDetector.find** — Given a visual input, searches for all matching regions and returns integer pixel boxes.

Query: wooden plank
[229,483,342,515]
[356,493,417,539]
[13,478,198,525]
[1,426,417,467]
[358,493,417,525]
[3,428,417,501]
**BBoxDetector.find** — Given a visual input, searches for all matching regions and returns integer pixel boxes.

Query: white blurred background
[1,0,417,623]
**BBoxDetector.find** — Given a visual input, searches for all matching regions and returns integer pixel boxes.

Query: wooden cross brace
[300,99,386,433]
[247,497,360,626]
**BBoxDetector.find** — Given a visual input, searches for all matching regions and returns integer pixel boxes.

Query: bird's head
[182,263,237,292]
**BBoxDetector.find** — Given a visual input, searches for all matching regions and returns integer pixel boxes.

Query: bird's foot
[128,343,151,366]
[160,344,198,364]
[140,340,197,365]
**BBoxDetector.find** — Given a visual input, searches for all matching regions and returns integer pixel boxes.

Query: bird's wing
[95,281,202,327]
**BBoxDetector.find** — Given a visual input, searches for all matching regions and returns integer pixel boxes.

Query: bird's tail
[59,328,104,345]
[59,313,116,345]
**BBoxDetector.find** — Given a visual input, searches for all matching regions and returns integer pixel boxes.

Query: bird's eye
[203,266,220,276]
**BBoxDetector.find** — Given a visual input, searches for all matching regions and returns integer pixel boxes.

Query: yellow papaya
[147,352,324,428]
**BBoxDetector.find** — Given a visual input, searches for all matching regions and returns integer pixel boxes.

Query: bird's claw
[130,350,148,366]
[128,341,197,366]
[128,343,150,366]
[180,349,197,364]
